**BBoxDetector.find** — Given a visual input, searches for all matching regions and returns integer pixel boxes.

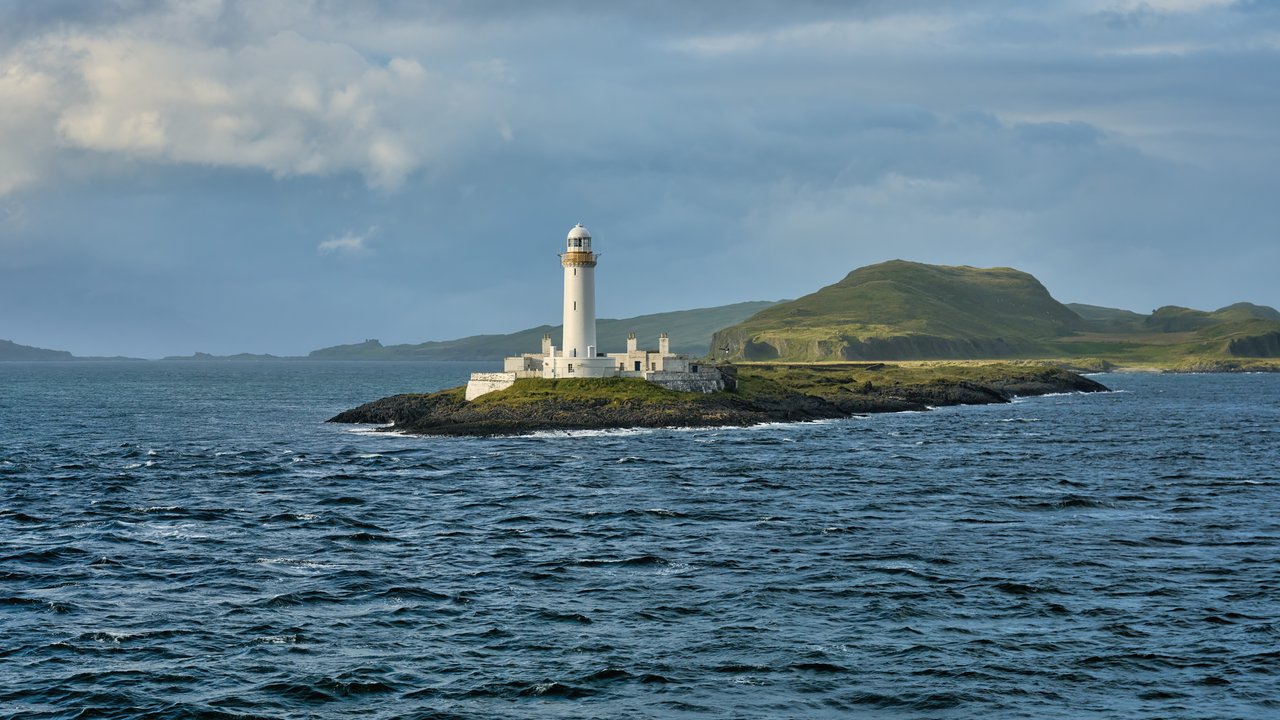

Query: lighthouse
[464,220,727,398]
[561,223,597,359]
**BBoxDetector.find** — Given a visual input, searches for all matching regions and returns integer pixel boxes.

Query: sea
[1,361,1277,719]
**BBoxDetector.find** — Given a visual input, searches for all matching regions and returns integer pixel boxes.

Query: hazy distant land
[306,301,779,361]
[0,302,777,363]
[0,339,144,362]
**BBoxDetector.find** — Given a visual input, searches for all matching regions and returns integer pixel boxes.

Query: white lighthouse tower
[464,220,727,398]
[561,223,597,359]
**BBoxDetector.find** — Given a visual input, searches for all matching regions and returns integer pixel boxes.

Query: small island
[330,225,1110,437]
[329,361,1108,436]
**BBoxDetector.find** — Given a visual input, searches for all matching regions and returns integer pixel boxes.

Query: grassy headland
[709,260,1280,370]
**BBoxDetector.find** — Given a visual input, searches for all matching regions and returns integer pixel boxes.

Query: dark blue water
[2,362,1277,719]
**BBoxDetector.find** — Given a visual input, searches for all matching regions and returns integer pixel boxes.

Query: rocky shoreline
[328,363,1109,437]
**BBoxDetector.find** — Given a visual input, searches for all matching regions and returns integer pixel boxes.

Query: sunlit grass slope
[711,260,1083,361]
[711,260,1280,367]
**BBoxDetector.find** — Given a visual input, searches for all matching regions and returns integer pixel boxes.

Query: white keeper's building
[465,224,726,400]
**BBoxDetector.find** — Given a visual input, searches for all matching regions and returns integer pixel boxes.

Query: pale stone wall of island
[646,367,726,393]
[464,372,516,401]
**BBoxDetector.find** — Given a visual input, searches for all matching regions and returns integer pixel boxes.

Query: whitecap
[255,557,334,569]
[526,427,655,438]
[656,561,693,576]
[344,425,410,437]
[252,634,301,644]
[1011,390,1108,401]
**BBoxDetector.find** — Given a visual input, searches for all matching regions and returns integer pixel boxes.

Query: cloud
[0,60,65,196]
[318,226,376,256]
[0,4,512,196]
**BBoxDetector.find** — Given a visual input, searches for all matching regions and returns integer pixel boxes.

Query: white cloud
[0,61,64,196]
[0,5,510,196]
[318,226,376,256]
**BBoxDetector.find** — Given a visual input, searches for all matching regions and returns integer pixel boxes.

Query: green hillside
[712,261,1083,361]
[1066,303,1147,333]
[711,261,1280,366]
[310,301,779,360]
[1056,301,1280,365]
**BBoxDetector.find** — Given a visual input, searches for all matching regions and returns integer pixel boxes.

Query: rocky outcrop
[328,390,469,425]
[1226,331,1280,358]
[329,365,1109,437]
[839,335,1027,360]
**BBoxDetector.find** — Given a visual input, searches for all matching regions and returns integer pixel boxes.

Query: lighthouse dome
[566,223,592,251]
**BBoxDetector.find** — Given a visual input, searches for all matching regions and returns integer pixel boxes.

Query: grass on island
[464,361,1084,408]
[732,361,1080,402]
[470,376,689,406]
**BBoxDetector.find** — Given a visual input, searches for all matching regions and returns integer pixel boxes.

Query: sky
[2,0,1278,358]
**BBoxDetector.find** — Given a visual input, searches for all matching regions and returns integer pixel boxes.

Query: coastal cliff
[329,363,1108,436]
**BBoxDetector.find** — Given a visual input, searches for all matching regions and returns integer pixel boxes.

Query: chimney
[659,332,670,355]
[627,332,637,353]
[542,333,552,356]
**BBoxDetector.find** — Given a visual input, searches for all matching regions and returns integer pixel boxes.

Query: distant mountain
[0,339,74,361]
[712,260,1280,364]
[309,301,781,360]
[712,261,1082,361]
[160,352,286,362]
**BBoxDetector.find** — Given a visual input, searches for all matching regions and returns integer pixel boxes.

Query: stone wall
[465,372,517,401]
[646,369,725,393]
[544,355,617,378]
